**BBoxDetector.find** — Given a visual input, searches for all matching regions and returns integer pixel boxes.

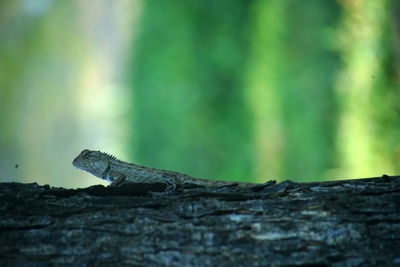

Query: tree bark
[1,176,399,266]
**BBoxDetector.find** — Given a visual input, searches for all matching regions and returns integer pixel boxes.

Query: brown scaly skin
[72,149,260,188]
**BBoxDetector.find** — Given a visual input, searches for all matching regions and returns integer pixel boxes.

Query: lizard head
[72,149,110,179]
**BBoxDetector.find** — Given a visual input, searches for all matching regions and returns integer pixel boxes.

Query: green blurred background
[1,0,399,188]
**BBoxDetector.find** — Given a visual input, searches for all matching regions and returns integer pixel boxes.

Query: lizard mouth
[72,157,82,169]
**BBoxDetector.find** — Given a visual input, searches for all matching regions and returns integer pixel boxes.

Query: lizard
[72,149,268,189]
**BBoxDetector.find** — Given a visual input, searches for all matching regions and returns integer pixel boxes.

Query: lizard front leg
[105,171,126,187]
[162,173,178,191]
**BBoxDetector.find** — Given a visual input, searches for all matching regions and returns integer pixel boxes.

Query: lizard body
[72,149,258,188]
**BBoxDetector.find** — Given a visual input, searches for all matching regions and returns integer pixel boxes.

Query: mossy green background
[0,0,399,187]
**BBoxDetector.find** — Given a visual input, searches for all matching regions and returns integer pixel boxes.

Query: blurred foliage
[245,0,340,181]
[0,0,399,186]
[335,0,400,179]
[129,0,254,181]
[131,0,400,182]
[0,0,98,187]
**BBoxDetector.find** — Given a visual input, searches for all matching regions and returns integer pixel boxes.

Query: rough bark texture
[1,176,399,266]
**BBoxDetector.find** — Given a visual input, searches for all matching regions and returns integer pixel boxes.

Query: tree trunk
[1,176,399,266]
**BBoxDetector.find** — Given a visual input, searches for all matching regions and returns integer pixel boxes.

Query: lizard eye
[80,149,91,158]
